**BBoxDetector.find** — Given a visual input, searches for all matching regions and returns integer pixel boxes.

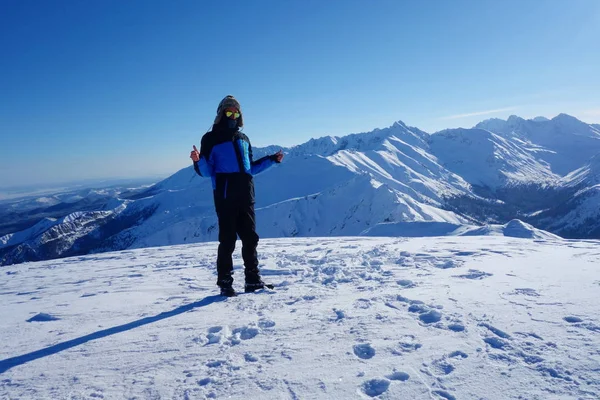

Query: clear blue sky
[1,0,599,187]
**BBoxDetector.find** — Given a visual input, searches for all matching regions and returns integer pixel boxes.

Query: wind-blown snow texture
[2,114,600,266]
[1,236,599,399]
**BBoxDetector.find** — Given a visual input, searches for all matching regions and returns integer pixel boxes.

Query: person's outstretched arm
[248,142,284,175]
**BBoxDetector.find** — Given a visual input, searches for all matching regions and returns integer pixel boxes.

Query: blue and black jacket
[193,124,276,206]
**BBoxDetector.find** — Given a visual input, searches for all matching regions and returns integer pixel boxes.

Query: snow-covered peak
[391,119,409,129]
[506,114,525,124]
[474,115,528,135]
[474,114,600,175]
[552,113,580,122]
[550,113,600,138]
[530,116,550,122]
[473,118,508,135]
[429,128,557,188]
[476,113,594,135]
[288,121,428,157]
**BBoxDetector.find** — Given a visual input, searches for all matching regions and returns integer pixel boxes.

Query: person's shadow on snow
[0,295,224,374]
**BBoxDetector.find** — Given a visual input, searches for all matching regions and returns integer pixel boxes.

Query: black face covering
[214,116,238,133]
[226,118,238,129]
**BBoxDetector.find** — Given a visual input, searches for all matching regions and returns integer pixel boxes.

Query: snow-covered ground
[1,236,599,399]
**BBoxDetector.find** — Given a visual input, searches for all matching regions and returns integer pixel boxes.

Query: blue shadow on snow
[0,295,224,374]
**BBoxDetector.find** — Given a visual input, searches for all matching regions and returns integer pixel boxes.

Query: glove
[270,150,284,163]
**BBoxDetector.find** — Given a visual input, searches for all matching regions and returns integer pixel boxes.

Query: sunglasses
[224,108,240,119]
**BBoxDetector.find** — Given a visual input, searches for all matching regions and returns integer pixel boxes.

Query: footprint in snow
[232,325,259,341]
[386,371,409,381]
[536,365,576,382]
[354,299,372,309]
[453,251,478,257]
[285,295,316,305]
[432,259,462,269]
[479,323,511,339]
[428,351,469,377]
[453,270,493,280]
[361,378,390,397]
[484,337,508,349]
[397,279,416,288]
[564,316,583,323]
[332,309,346,321]
[407,303,443,324]
[448,350,468,359]
[396,295,445,325]
[392,342,422,355]
[197,377,213,386]
[408,303,429,314]
[512,288,540,297]
[447,323,465,332]
[395,257,414,268]
[562,317,600,332]
[203,326,226,345]
[433,389,457,400]
[519,353,545,365]
[419,310,442,324]
[205,360,225,368]
[514,331,544,340]
[258,319,276,329]
[582,323,600,332]
[432,359,455,376]
[353,343,376,360]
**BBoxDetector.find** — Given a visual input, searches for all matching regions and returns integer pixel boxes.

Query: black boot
[244,279,274,293]
[220,286,237,297]
[218,278,236,297]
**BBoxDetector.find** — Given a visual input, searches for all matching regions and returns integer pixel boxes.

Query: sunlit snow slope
[1,236,599,399]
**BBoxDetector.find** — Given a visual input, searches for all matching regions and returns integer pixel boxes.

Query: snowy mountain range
[2,114,600,266]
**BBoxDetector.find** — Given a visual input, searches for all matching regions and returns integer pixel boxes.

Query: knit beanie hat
[214,95,244,127]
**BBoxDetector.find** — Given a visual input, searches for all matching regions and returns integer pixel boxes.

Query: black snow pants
[215,199,261,288]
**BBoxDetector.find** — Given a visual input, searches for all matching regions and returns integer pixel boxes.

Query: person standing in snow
[190,95,284,296]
